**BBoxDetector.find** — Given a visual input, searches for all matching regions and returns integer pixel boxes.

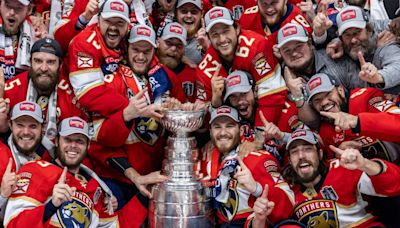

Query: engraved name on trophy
[149,109,212,228]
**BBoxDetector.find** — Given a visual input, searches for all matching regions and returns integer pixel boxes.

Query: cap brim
[286,137,317,150]
[277,36,309,48]
[307,84,335,103]
[11,114,43,123]
[161,34,187,45]
[209,113,239,124]
[101,12,130,24]
[206,19,233,33]
[18,0,30,6]
[59,130,89,138]
[224,85,252,101]
[128,37,157,47]
[177,1,202,9]
[338,21,366,36]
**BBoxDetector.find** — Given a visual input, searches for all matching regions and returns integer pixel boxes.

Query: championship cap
[286,129,318,150]
[209,106,240,124]
[17,0,31,6]
[59,117,90,138]
[204,6,233,33]
[11,101,43,123]
[161,22,187,45]
[128,24,157,47]
[100,0,130,24]
[177,0,202,9]
[224,70,253,102]
[306,73,337,103]
[277,23,309,48]
[336,6,368,36]
[31,38,63,58]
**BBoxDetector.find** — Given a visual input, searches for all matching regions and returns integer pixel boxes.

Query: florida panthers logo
[133,117,162,145]
[57,197,92,228]
[294,199,339,228]
[218,179,239,221]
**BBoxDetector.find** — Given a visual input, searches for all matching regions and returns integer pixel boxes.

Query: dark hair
[282,144,328,185]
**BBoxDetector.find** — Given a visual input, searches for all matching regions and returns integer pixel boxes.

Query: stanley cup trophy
[149,109,213,228]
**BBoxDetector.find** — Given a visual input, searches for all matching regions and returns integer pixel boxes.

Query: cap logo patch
[282,25,298,37]
[170,25,183,34]
[308,77,322,91]
[110,2,124,12]
[341,9,356,21]
[69,119,84,129]
[137,27,151,37]
[19,102,35,111]
[217,106,231,114]
[292,130,306,138]
[227,75,241,87]
[209,9,223,19]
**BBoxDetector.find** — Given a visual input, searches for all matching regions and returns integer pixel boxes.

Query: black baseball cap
[31,38,63,58]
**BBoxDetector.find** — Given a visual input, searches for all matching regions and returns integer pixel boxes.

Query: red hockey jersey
[198,148,292,225]
[287,159,400,227]
[239,4,312,44]
[3,160,148,227]
[196,29,287,126]
[319,88,400,161]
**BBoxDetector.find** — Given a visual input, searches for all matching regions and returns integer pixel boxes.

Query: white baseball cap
[128,24,157,47]
[59,117,90,138]
[336,6,368,36]
[204,6,234,33]
[11,101,43,123]
[100,0,130,24]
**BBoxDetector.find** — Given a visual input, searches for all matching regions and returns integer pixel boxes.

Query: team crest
[13,172,32,194]
[182,81,194,97]
[77,56,93,68]
[294,199,339,228]
[132,117,162,145]
[218,179,239,221]
[254,57,271,76]
[57,193,93,228]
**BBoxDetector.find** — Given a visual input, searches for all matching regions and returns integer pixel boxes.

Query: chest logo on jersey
[218,179,239,221]
[12,172,32,194]
[182,81,194,97]
[57,193,93,228]
[320,186,338,201]
[253,56,271,76]
[294,199,339,228]
[231,5,244,20]
[133,117,162,145]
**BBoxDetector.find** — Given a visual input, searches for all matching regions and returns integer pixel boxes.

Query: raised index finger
[358,51,366,66]
[329,145,344,157]
[259,110,270,127]
[317,0,328,14]
[261,184,269,199]
[58,167,68,184]
[237,157,248,171]
[134,87,148,99]
[5,158,13,174]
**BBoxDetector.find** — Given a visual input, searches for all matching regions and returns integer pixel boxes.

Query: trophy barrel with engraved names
[149,109,213,228]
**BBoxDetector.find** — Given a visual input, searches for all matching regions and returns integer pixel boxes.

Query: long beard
[29,68,59,96]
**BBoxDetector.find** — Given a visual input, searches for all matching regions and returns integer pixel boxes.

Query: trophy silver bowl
[160,110,206,137]
[149,109,213,228]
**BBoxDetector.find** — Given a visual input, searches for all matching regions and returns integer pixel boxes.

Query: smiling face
[29,51,60,96]
[157,0,177,12]
[341,27,375,61]
[10,116,42,156]
[0,0,31,36]
[208,23,239,63]
[288,140,322,184]
[210,116,240,155]
[128,40,155,75]
[99,16,129,49]
[310,86,346,113]
[280,40,314,72]
[257,0,287,27]
[56,133,88,171]
[228,90,255,121]
[157,37,185,69]
[176,3,202,38]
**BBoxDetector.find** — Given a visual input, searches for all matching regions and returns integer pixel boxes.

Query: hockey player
[238,0,312,43]
[307,73,400,162]
[0,38,78,154]
[0,101,52,218]
[199,105,293,226]
[197,6,287,126]
[3,117,149,227]
[157,22,197,102]
[251,129,400,227]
